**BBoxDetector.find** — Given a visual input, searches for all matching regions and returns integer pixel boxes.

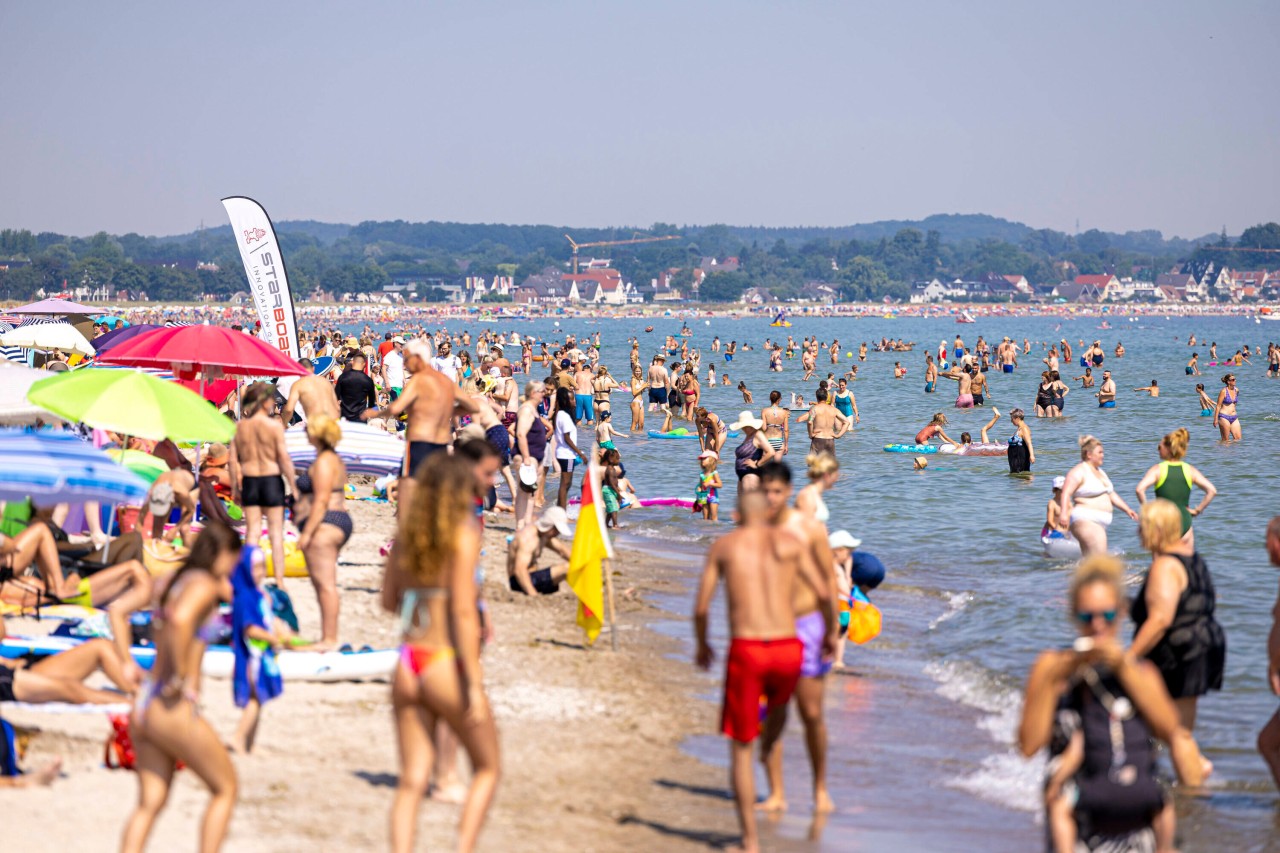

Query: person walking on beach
[364,340,478,513]
[693,487,834,853]
[382,454,499,853]
[121,522,243,853]
[335,351,377,422]
[1259,516,1280,789]
[758,461,839,815]
[231,382,299,587]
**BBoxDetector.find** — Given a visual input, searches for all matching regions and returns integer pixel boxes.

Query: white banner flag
[221,196,300,359]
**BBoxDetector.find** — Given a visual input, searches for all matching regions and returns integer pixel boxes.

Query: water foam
[928,591,973,630]
[924,659,1044,814]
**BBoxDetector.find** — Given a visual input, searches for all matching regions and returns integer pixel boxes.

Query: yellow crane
[564,233,680,274]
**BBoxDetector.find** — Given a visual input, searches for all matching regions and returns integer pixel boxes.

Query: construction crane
[565,233,680,274]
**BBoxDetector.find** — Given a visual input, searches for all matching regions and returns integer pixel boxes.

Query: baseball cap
[391,336,405,344]
[518,463,539,490]
[1052,476,1066,490]
[149,482,175,517]
[536,506,572,537]
[828,529,862,550]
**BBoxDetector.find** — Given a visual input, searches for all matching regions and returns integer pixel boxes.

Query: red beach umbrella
[96,324,308,378]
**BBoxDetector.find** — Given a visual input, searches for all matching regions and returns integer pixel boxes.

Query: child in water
[595,409,618,451]
[693,450,722,521]
[738,382,752,404]
[601,448,624,528]
[230,544,295,753]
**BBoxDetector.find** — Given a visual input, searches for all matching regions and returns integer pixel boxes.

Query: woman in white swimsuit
[1057,435,1139,556]
[795,452,837,525]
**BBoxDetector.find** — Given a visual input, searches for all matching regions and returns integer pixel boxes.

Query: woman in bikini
[295,415,352,651]
[761,391,790,456]
[679,367,701,419]
[1213,373,1241,441]
[121,521,242,853]
[628,367,648,433]
[592,366,619,419]
[1058,436,1139,556]
[795,452,838,525]
[695,407,730,458]
[383,453,499,853]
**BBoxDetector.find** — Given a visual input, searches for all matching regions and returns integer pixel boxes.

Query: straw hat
[729,410,764,431]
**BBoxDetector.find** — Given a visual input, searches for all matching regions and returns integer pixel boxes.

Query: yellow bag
[846,591,882,645]
[261,538,309,578]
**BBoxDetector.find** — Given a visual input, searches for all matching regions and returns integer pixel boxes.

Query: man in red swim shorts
[693,488,834,853]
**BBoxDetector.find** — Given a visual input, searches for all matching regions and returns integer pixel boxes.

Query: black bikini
[295,473,353,545]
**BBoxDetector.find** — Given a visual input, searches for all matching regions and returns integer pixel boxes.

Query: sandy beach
[6,498,744,852]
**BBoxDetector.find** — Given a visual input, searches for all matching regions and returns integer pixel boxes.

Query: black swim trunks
[241,475,286,508]
[648,387,668,405]
[972,393,984,406]
[407,441,449,477]
[509,568,559,595]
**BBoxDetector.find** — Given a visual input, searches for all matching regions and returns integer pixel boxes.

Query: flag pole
[603,558,618,651]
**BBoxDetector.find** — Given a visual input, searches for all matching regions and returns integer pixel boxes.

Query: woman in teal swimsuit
[1134,427,1217,548]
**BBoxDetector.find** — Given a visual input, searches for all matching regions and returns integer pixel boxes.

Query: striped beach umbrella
[0,428,150,505]
[284,421,404,476]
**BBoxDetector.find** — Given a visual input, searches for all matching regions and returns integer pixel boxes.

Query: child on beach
[230,544,288,754]
[601,448,624,528]
[694,450,722,521]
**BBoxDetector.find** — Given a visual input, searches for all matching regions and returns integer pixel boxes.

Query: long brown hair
[398,453,481,585]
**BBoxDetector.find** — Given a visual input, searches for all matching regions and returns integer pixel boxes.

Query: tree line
[1,217,1275,304]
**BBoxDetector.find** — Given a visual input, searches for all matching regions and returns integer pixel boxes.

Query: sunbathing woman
[382,453,499,853]
[1,615,140,703]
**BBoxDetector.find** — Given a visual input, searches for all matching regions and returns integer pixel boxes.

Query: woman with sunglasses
[1213,373,1241,441]
[1130,499,1226,737]
[1018,555,1208,853]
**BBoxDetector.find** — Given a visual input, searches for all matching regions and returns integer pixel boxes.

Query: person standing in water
[1214,373,1242,441]
[1096,370,1117,408]
[1006,409,1034,474]
[693,488,833,853]
[1259,516,1280,790]
[1134,428,1216,548]
[1058,436,1138,555]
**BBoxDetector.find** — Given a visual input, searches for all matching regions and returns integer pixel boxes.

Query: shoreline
[5,500,740,851]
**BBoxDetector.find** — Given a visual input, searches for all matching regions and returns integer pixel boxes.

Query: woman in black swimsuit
[1034,372,1055,418]
[295,415,352,650]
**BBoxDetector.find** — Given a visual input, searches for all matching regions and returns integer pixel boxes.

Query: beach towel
[1,718,19,776]
[231,546,283,709]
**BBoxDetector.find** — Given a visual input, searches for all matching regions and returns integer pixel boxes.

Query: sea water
[358,312,1280,848]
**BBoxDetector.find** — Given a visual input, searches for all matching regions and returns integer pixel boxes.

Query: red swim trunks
[721,637,803,743]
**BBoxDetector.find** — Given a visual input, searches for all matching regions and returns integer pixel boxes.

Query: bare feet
[991,406,1000,417]
[755,793,787,812]
[813,789,836,814]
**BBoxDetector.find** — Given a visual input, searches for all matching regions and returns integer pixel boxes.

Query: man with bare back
[756,460,840,815]
[363,340,478,511]
[231,382,299,586]
[693,484,835,853]
[804,388,849,457]
[281,358,340,426]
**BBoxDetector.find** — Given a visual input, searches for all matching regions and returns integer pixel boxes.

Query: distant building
[909,278,948,303]
[1052,281,1104,303]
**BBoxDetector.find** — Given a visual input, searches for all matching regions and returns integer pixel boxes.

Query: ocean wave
[928,591,973,630]
[925,659,1044,813]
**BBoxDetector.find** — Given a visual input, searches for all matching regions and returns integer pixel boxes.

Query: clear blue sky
[1,1,1275,239]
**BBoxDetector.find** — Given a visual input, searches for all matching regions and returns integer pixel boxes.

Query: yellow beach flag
[568,462,613,644]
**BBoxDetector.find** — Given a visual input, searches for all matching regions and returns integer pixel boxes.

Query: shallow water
[365,312,1280,848]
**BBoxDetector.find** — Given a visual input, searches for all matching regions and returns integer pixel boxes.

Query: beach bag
[846,587,882,645]
[104,713,136,770]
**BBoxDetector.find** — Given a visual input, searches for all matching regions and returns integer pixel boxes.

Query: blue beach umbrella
[0,428,150,505]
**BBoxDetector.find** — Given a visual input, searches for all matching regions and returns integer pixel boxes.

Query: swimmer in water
[1133,380,1159,398]
[1186,353,1200,376]
[1195,383,1216,416]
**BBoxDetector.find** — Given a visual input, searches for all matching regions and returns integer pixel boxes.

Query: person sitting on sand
[693,487,834,853]
[1133,380,1159,397]
[505,507,573,595]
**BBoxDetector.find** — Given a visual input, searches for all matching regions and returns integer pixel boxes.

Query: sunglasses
[1075,610,1117,625]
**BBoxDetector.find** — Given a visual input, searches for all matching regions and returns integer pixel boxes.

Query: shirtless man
[924,354,937,393]
[139,469,196,545]
[804,388,849,456]
[363,340,478,513]
[758,461,839,815]
[573,362,596,424]
[505,507,572,595]
[231,382,299,586]
[1259,516,1280,789]
[489,343,513,377]
[646,355,671,412]
[281,358,340,426]
[1096,370,1117,407]
[1133,380,1159,398]
[939,363,976,408]
[693,487,834,853]
[999,338,1018,374]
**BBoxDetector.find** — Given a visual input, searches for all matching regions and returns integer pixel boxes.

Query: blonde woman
[1057,436,1138,556]
[1134,427,1216,548]
[795,452,838,525]
[295,415,351,650]
[1131,499,1226,734]
[382,453,499,853]
[121,522,242,853]
[628,367,649,432]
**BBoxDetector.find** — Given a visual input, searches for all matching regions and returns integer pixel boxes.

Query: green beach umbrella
[27,368,236,442]
[106,448,170,484]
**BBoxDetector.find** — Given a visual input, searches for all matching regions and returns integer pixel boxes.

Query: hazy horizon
[1,2,1276,240]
